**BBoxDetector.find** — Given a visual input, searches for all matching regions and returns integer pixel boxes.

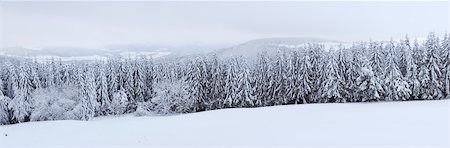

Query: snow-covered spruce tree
[124,60,137,112]
[95,64,111,116]
[347,44,364,102]
[4,62,18,99]
[223,57,239,108]
[53,59,63,87]
[441,34,450,98]
[254,52,271,106]
[321,53,345,103]
[0,78,12,125]
[183,58,206,111]
[367,41,386,100]
[398,36,413,77]
[8,63,34,123]
[438,34,449,70]
[410,39,425,100]
[116,60,126,92]
[60,64,70,85]
[270,50,288,105]
[30,61,41,90]
[297,54,313,104]
[195,57,210,111]
[209,54,226,110]
[336,47,351,102]
[106,59,119,105]
[356,59,384,102]
[9,89,32,123]
[307,44,326,103]
[285,51,303,104]
[423,33,444,100]
[134,58,147,103]
[0,68,5,96]
[74,68,98,121]
[235,59,256,107]
[417,50,432,100]
[0,95,11,125]
[384,41,411,101]
[143,57,154,102]
[369,41,385,78]
[397,36,419,100]
[198,56,214,110]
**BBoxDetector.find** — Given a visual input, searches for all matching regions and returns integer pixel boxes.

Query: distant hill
[0,46,172,61]
[215,37,343,58]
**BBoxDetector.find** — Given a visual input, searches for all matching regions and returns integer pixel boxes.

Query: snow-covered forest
[0,32,449,125]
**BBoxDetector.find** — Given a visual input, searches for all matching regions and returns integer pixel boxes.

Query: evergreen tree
[285,51,303,104]
[183,58,205,111]
[306,44,325,103]
[96,65,110,116]
[336,47,351,101]
[321,53,345,103]
[133,59,146,103]
[441,34,450,97]
[124,61,136,112]
[0,95,11,125]
[143,57,154,102]
[209,55,226,109]
[410,39,424,100]
[77,68,98,120]
[270,50,288,105]
[235,60,255,107]
[384,42,411,101]
[254,52,270,106]
[424,33,444,100]
[369,41,385,78]
[347,45,364,102]
[224,58,239,108]
[8,63,34,123]
[0,78,11,125]
[297,55,312,104]
[356,59,383,102]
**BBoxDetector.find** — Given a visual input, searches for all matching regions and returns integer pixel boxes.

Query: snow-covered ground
[1,100,449,148]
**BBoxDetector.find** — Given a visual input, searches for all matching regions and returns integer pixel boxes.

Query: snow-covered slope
[216,37,344,58]
[1,100,449,148]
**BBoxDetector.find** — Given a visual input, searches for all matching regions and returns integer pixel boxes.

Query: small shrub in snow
[134,102,152,117]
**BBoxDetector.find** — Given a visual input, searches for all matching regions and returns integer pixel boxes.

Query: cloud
[0,1,448,48]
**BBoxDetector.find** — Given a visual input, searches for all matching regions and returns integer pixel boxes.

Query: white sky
[0,1,449,48]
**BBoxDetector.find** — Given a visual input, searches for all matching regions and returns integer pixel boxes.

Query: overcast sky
[0,1,448,48]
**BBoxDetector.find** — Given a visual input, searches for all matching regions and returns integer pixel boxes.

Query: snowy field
[1,100,449,148]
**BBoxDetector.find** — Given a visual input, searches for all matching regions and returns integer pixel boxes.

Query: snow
[1,100,449,148]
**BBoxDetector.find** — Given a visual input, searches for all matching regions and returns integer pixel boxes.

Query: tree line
[1,32,449,125]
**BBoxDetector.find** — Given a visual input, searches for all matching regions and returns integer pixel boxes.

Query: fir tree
[321,53,345,103]
[356,59,383,102]
[384,42,411,101]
